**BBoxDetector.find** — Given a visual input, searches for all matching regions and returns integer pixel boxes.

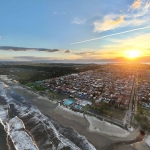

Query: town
[26,65,150,132]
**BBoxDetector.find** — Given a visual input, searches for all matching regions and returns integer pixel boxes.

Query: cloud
[73,51,117,60]
[72,33,150,60]
[0,36,1,39]
[94,15,124,32]
[38,49,62,53]
[92,33,150,60]
[93,13,146,33]
[132,0,142,9]
[13,56,79,63]
[130,0,150,17]
[92,0,150,33]
[103,33,150,52]
[71,25,150,44]
[13,56,57,61]
[72,17,86,24]
[74,51,100,60]
[109,16,124,25]
[74,51,97,56]
[63,49,72,53]
[0,46,62,53]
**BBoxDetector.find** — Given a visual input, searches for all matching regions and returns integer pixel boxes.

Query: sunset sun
[125,50,142,59]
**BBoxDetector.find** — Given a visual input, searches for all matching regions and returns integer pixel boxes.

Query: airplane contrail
[71,25,150,45]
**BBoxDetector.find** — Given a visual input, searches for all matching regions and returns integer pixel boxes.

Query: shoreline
[0,77,149,149]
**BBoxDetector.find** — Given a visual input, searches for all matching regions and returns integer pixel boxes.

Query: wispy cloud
[0,46,63,53]
[94,15,124,32]
[132,0,142,9]
[38,49,61,53]
[93,0,150,33]
[130,0,150,17]
[91,33,150,60]
[13,56,75,62]
[73,51,117,60]
[14,56,55,61]
[74,51,98,56]
[63,49,72,53]
[72,17,86,24]
[71,25,150,44]
[94,13,146,33]
[103,33,150,52]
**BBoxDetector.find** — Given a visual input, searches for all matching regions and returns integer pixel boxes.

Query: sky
[0,0,150,62]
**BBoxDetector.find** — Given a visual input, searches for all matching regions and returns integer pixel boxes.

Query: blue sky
[0,0,150,62]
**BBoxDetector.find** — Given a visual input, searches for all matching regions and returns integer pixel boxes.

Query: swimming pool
[75,105,82,110]
[63,99,75,106]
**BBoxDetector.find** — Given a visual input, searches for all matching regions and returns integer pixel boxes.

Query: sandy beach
[86,116,129,137]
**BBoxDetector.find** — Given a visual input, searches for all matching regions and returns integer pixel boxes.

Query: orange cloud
[93,14,146,33]
[109,16,124,25]
[132,0,142,9]
[94,15,125,32]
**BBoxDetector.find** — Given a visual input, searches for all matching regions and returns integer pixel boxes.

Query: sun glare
[125,50,142,59]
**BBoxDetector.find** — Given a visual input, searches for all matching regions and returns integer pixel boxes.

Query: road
[123,72,138,128]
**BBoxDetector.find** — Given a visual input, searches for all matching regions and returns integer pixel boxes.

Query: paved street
[124,72,138,128]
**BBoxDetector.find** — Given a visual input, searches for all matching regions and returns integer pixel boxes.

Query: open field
[106,107,125,121]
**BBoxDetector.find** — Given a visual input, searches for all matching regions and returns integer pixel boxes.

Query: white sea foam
[145,135,150,147]
[0,75,19,83]
[0,105,8,123]
[0,82,7,97]
[6,116,39,150]
[0,82,13,102]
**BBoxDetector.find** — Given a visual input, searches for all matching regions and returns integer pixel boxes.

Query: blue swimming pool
[63,99,75,106]
[75,105,82,110]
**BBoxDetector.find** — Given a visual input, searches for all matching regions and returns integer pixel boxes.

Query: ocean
[0,123,16,150]
[0,123,8,150]
[0,81,16,150]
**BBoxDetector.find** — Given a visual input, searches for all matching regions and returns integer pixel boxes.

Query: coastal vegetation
[0,63,101,84]
[135,106,150,132]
